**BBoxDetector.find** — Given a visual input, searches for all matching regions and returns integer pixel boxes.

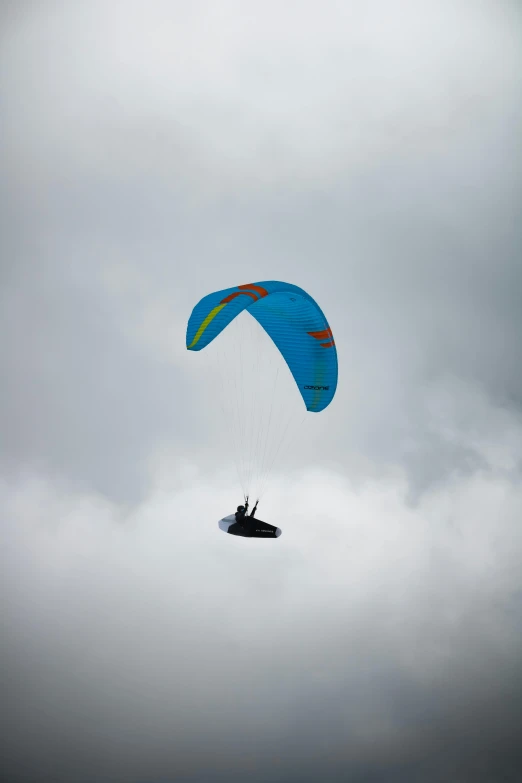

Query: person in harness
[235,503,247,526]
[222,498,280,538]
[235,499,259,528]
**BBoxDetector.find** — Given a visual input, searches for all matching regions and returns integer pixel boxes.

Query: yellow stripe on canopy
[188,303,227,349]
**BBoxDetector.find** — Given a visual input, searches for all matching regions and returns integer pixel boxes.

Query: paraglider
[235,502,249,526]
[186,281,338,538]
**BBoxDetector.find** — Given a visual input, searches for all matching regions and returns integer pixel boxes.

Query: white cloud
[4,0,521,189]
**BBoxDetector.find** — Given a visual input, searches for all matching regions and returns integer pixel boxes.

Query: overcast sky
[2,1,522,781]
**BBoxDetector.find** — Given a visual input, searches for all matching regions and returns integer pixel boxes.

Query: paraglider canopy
[186,281,337,412]
[187,280,338,502]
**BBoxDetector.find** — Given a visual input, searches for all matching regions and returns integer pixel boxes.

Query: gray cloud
[2,460,522,782]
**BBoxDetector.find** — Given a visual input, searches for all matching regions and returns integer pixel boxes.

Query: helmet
[237,505,245,512]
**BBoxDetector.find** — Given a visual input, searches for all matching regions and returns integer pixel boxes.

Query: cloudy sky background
[2,1,522,781]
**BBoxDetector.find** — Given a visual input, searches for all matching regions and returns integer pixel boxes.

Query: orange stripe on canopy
[320,340,335,348]
[239,283,268,298]
[220,290,258,304]
[308,328,333,340]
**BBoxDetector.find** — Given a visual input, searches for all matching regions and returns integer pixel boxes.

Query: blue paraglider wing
[186,281,337,412]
